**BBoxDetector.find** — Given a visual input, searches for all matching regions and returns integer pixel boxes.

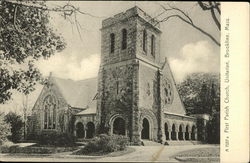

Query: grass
[72,147,135,157]
[175,146,220,157]
[173,146,220,162]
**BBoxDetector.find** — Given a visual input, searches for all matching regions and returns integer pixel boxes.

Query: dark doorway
[86,122,95,139]
[165,123,170,140]
[76,122,85,138]
[113,117,126,135]
[141,118,150,139]
[171,124,177,140]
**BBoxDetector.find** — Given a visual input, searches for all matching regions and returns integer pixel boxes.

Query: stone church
[28,7,209,145]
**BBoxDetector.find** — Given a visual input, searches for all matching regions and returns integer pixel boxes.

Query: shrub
[0,113,11,145]
[4,112,24,143]
[37,132,76,147]
[75,134,129,155]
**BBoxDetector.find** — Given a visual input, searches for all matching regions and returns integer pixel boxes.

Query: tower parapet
[102,6,160,31]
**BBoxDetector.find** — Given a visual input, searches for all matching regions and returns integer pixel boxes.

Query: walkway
[0,144,218,162]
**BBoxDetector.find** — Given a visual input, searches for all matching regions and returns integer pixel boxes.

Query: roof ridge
[52,76,97,82]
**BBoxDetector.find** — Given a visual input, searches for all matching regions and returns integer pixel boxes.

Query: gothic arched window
[110,33,115,53]
[43,95,57,129]
[143,29,147,52]
[121,29,127,50]
[151,35,155,57]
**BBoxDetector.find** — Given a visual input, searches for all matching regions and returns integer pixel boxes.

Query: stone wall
[136,18,161,65]
[160,60,186,115]
[98,62,136,137]
[27,78,74,139]
[100,16,137,66]
[138,63,159,141]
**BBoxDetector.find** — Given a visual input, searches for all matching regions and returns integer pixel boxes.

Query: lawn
[173,146,220,162]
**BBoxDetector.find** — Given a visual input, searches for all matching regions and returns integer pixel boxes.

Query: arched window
[143,29,147,52]
[121,29,127,50]
[151,35,155,57]
[110,33,115,53]
[43,95,57,129]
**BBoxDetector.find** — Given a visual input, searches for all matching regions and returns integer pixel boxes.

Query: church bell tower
[96,6,164,144]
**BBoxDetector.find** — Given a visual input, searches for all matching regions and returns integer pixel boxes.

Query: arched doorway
[171,124,177,140]
[165,123,170,140]
[191,126,196,140]
[178,125,184,140]
[76,122,85,138]
[113,117,126,135]
[86,122,95,139]
[185,125,190,140]
[141,118,150,139]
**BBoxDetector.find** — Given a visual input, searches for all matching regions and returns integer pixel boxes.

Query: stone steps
[165,140,202,146]
[141,140,163,146]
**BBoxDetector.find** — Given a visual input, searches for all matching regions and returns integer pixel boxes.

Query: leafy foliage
[75,134,129,155]
[0,112,11,145]
[177,72,220,143]
[177,72,220,115]
[37,132,76,147]
[4,112,24,143]
[0,0,66,103]
[206,112,220,144]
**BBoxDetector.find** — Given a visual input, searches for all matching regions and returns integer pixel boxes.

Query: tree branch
[160,4,193,24]
[213,1,221,15]
[4,0,105,19]
[209,2,220,31]
[168,5,194,24]
[198,1,213,10]
[158,14,220,46]
[198,1,221,15]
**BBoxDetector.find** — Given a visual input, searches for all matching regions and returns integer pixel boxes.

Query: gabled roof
[52,76,98,109]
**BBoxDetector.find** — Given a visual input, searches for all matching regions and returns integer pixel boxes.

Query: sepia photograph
[2,1,246,162]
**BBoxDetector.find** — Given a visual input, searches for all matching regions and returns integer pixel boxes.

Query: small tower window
[121,29,127,50]
[143,29,147,52]
[110,33,115,53]
[151,35,155,57]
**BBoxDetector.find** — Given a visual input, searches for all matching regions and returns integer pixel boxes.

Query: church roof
[76,106,96,115]
[52,76,98,109]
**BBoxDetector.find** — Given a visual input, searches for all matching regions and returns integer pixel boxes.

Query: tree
[206,111,220,144]
[178,72,220,143]
[158,1,220,46]
[177,72,220,115]
[0,0,104,104]
[0,0,66,104]
[4,112,24,143]
[0,112,11,145]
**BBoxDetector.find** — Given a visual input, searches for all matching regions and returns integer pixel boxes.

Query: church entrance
[141,118,150,139]
[86,122,95,139]
[76,122,85,138]
[113,117,126,135]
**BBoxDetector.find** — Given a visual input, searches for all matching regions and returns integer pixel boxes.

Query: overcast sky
[0,1,220,113]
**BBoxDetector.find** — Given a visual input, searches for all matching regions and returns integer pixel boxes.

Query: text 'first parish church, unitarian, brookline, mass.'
[28,6,210,145]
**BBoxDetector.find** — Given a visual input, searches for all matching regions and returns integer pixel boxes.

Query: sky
[0,1,220,114]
